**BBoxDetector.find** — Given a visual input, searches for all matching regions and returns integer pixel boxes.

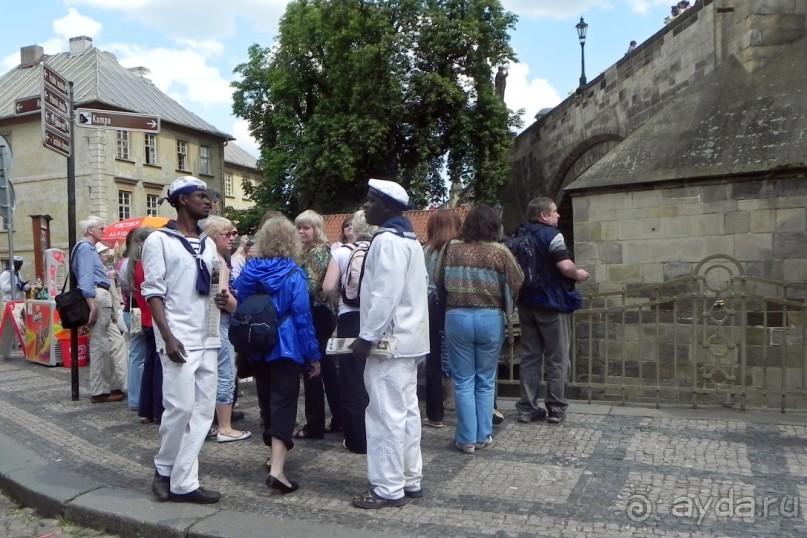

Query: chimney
[69,36,93,55]
[20,45,44,67]
[128,66,151,77]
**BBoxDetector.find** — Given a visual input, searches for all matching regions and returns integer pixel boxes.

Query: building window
[146,193,159,216]
[145,133,157,165]
[116,130,130,160]
[177,140,188,171]
[200,145,211,175]
[118,190,132,221]
[224,172,233,196]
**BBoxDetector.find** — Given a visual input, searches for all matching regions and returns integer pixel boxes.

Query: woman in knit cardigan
[435,205,524,454]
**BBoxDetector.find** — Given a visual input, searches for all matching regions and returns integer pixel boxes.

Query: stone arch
[551,131,625,251]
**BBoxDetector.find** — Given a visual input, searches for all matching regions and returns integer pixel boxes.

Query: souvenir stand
[21,248,87,366]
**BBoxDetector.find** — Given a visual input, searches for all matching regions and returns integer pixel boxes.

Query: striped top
[435,240,524,313]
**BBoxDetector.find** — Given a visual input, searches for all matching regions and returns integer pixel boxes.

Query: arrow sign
[43,128,71,158]
[44,110,71,135]
[15,96,41,115]
[74,108,161,133]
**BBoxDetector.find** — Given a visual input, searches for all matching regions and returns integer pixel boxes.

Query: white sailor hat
[368,178,410,209]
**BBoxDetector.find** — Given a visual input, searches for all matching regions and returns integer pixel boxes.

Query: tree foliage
[231,0,521,223]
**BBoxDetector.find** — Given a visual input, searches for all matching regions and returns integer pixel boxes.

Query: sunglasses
[219,231,238,238]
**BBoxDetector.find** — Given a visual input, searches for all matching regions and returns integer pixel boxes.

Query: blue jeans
[125,311,145,409]
[216,312,235,405]
[445,308,505,446]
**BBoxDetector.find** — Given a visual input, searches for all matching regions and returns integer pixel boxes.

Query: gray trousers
[515,306,571,416]
[89,288,127,396]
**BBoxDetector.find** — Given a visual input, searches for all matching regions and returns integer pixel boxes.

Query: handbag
[326,336,398,359]
[55,276,90,329]
[130,307,143,336]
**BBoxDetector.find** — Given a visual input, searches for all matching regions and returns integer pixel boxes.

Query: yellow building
[223,143,258,212]
[0,36,234,274]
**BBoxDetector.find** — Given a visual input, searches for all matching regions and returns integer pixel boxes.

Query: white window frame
[199,145,211,175]
[118,190,132,221]
[224,172,233,197]
[177,140,188,171]
[116,130,130,160]
[145,133,158,165]
[146,193,159,216]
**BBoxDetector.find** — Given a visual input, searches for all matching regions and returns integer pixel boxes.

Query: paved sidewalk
[1,352,806,537]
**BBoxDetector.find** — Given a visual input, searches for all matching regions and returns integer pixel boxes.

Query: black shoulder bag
[55,244,90,329]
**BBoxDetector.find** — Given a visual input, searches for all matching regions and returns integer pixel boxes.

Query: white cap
[13,255,23,262]
[95,242,111,254]
[165,176,207,202]
[368,178,410,209]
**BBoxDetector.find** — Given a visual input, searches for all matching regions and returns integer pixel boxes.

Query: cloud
[501,0,611,20]
[65,0,291,40]
[53,7,103,39]
[624,0,673,15]
[107,43,232,107]
[230,119,260,158]
[503,62,563,132]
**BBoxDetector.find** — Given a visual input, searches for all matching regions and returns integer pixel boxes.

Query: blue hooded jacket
[232,257,321,365]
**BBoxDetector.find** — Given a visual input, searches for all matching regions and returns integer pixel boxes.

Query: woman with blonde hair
[233,216,321,493]
[322,210,376,453]
[203,216,251,443]
[293,209,341,439]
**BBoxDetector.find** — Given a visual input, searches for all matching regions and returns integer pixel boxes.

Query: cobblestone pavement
[0,488,119,537]
[1,352,807,537]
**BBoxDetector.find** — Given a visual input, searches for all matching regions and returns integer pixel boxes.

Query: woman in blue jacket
[232,216,321,494]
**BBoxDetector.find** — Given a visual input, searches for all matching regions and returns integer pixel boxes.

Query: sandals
[351,489,408,509]
[292,428,324,440]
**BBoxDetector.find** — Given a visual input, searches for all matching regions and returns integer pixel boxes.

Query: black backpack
[504,233,541,293]
[228,272,294,356]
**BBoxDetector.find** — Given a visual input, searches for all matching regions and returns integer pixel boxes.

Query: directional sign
[74,108,161,133]
[14,96,41,115]
[41,63,71,158]
[44,109,71,136]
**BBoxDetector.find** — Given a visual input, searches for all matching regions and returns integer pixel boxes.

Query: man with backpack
[142,176,229,504]
[350,179,429,509]
[509,197,589,425]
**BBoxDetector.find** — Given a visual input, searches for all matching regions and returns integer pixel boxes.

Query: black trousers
[425,298,445,422]
[301,304,340,436]
[251,358,303,450]
[137,327,164,422]
[335,311,368,453]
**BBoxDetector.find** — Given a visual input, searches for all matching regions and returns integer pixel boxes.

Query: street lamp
[576,16,588,87]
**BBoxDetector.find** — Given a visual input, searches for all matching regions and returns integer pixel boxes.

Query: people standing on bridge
[142,176,226,504]
[626,40,637,55]
[1,256,30,303]
[73,216,127,404]
[350,179,429,509]
[513,198,590,426]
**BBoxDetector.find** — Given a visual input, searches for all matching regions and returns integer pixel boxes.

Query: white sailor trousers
[364,356,424,499]
[154,347,217,494]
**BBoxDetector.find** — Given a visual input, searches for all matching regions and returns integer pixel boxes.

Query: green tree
[231,0,521,221]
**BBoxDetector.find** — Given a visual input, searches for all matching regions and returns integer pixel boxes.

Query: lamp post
[576,17,588,87]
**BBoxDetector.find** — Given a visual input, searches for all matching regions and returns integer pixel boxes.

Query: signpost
[14,96,41,115]
[74,108,160,134]
[41,64,71,158]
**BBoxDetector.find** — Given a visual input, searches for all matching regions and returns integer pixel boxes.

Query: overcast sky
[3,0,675,157]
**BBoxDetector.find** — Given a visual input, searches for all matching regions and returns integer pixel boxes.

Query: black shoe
[517,408,547,423]
[169,487,220,504]
[492,409,505,425]
[266,475,299,494]
[151,472,170,502]
[404,488,424,499]
[547,410,565,424]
